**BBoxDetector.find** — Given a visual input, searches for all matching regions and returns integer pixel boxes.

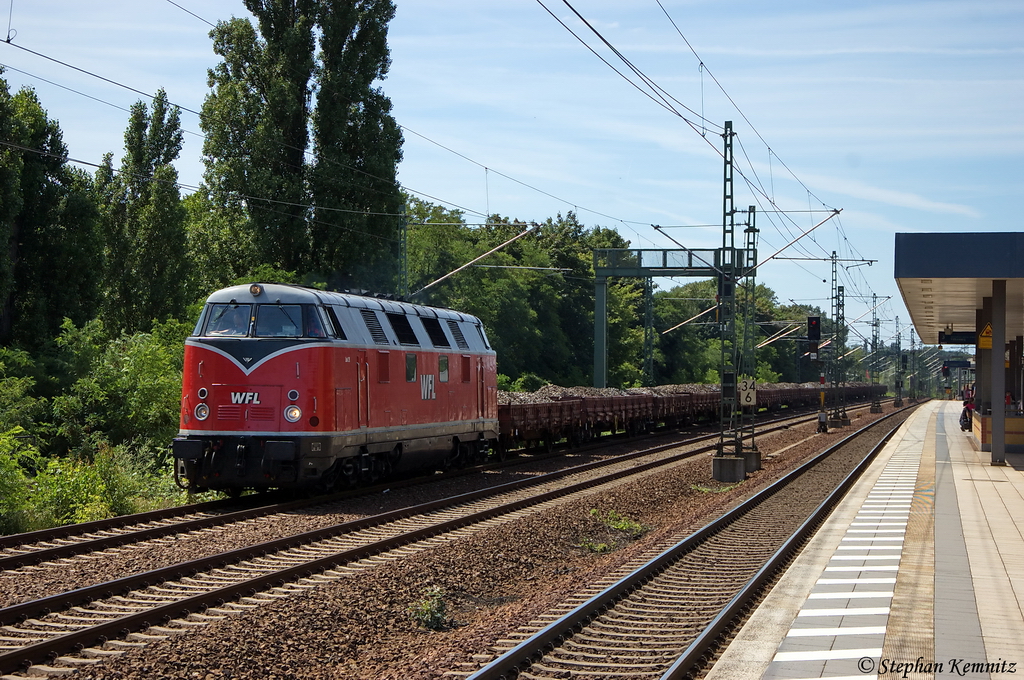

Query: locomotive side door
[477,357,485,419]
[357,349,370,428]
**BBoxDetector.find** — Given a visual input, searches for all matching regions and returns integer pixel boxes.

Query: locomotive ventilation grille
[360,309,390,345]
[447,319,470,349]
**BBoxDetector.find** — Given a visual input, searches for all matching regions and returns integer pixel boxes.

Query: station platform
[706,400,1024,680]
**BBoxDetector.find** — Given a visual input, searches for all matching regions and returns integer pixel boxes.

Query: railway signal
[807,316,821,357]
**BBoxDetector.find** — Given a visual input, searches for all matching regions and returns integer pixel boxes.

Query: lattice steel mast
[870,293,883,412]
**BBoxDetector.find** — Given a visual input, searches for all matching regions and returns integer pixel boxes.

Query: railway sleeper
[25,665,78,677]
[80,648,125,658]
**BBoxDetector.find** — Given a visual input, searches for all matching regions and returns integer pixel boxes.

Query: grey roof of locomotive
[205,283,480,323]
[204,283,492,352]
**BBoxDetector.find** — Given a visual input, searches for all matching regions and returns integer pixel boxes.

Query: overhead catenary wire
[654,0,836,214]
[537,1,899,320]
[0,36,490,220]
[1,24,662,237]
[538,0,850,283]
[411,223,540,297]
[660,304,718,335]
[0,138,404,243]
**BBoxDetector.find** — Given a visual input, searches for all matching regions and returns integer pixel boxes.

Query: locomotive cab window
[191,306,209,336]
[324,306,347,340]
[255,305,302,337]
[305,307,327,338]
[439,355,449,382]
[204,304,252,337]
[406,353,417,382]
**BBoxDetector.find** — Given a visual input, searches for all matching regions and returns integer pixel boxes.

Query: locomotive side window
[191,306,208,336]
[439,355,449,382]
[421,318,451,348]
[204,304,252,336]
[461,355,471,383]
[475,324,491,350]
[378,351,391,383]
[305,306,327,338]
[387,313,420,346]
[325,306,347,340]
[406,353,417,382]
[255,305,302,337]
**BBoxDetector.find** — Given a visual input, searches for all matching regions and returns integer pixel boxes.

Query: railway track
[0,401,864,575]
[461,405,917,679]
[0,404,887,677]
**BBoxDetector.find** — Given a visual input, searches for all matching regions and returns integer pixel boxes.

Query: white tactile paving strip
[758,437,922,680]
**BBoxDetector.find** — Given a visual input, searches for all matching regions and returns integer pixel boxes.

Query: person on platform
[960,398,975,432]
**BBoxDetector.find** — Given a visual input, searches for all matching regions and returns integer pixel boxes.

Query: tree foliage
[96,89,188,334]
[200,0,404,291]
[0,75,103,347]
[405,198,637,386]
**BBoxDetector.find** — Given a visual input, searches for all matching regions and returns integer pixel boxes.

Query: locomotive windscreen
[204,304,252,336]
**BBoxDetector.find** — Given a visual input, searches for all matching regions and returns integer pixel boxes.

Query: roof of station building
[894,232,1024,345]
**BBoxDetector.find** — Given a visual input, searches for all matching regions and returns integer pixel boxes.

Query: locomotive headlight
[284,405,302,423]
[195,403,210,421]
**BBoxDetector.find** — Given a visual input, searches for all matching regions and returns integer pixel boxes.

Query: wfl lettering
[420,375,436,400]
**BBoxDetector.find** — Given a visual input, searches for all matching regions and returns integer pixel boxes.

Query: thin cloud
[803,174,981,218]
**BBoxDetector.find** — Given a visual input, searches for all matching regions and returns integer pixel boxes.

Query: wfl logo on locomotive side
[419,375,436,400]
[230,392,262,404]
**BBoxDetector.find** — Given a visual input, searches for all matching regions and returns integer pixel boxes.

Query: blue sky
[2,1,1021,352]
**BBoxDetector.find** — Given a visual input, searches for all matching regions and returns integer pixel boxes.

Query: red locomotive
[171,283,499,492]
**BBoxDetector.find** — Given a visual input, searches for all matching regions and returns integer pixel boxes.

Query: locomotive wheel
[460,442,475,466]
[340,459,359,487]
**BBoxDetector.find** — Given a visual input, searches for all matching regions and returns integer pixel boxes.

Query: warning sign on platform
[979,323,993,350]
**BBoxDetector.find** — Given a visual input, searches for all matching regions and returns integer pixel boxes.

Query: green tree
[308,0,404,290]
[183,189,260,295]
[202,4,314,273]
[200,0,404,290]
[0,74,20,331]
[0,427,40,533]
[50,318,188,458]
[655,281,719,384]
[97,90,188,334]
[404,194,472,298]
[0,75,103,346]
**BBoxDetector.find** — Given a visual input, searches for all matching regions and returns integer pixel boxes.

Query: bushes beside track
[0,319,203,536]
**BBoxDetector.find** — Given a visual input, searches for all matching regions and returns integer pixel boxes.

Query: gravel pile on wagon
[498,381,838,405]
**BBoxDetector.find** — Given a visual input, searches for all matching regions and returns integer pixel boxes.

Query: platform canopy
[894,232,1024,344]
